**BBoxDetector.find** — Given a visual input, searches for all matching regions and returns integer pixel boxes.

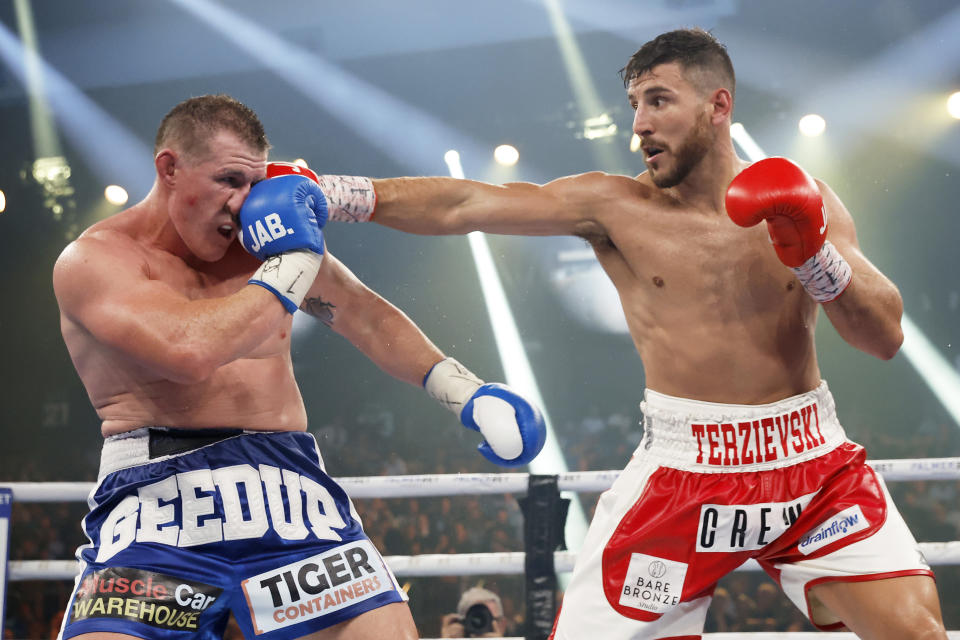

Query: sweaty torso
[577,173,820,404]
[61,215,306,437]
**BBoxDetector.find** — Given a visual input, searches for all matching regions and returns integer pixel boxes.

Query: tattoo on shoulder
[303,296,336,326]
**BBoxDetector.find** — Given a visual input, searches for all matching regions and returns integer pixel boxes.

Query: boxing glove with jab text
[238,174,327,313]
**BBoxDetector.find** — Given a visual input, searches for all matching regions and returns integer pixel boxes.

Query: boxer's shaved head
[155,94,270,161]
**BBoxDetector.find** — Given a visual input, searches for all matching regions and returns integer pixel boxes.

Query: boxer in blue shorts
[52,94,546,639]
[307,28,949,640]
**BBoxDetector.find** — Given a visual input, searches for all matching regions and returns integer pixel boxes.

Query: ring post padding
[520,475,568,640]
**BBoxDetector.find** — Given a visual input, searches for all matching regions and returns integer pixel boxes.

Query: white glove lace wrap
[791,240,852,303]
[424,357,483,415]
[316,175,376,223]
[250,250,323,312]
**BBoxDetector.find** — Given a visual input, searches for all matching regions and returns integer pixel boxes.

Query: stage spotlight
[104,185,128,206]
[293,158,310,168]
[0,189,5,213]
[494,144,519,167]
[798,114,826,137]
[582,113,617,140]
[31,156,74,219]
[443,149,461,168]
[630,133,641,153]
[947,91,960,120]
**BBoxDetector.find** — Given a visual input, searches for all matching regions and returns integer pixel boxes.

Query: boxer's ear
[156,149,178,186]
[709,87,733,124]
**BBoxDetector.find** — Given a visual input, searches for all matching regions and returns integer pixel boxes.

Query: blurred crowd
[4,401,960,638]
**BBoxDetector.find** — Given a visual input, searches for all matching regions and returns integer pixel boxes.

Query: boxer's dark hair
[155,94,270,160]
[621,28,735,101]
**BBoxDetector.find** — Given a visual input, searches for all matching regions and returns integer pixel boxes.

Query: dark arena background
[1,1,959,638]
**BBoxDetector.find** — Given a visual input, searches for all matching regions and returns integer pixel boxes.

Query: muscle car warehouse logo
[71,567,221,631]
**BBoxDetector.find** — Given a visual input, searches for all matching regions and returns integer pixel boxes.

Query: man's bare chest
[145,251,252,300]
[598,216,801,314]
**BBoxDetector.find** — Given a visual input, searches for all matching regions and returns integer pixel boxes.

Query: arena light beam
[0,20,152,198]
[752,5,960,168]
[731,124,960,429]
[445,150,589,552]
[13,0,59,161]
[541,0,624,172]
[169,0,499,179]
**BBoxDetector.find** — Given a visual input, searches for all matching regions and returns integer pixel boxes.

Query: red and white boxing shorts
[550,381,932,640]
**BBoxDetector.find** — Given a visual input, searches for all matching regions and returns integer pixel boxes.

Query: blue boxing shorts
[58,428,406,640]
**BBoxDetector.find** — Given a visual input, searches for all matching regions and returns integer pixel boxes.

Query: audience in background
[4,402,959,638]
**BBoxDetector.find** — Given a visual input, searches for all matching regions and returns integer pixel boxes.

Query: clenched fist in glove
[726,157,851,303]
[424,357,546,467]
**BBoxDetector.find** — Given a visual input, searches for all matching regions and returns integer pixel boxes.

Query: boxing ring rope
[7,455,960,503]
[3,458,960,639]
[4,456,960,582]
[9,542,960,582]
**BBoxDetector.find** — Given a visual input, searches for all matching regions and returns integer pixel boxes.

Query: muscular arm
[296,249,547,467]
[300,250,444,385]
[371,173,609,237]
[53,233,290,384]
[817,181,904,360]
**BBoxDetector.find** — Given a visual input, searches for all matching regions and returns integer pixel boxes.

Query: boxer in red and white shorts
[550,381,932,640]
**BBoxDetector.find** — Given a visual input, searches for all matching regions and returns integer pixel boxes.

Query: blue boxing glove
[239,174,328,313]
[424,357,546,467]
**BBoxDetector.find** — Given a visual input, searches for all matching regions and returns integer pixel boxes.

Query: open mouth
[217,224,235,239]
[643,146,665,162]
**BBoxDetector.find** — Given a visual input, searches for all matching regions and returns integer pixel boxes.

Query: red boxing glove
[725,157,826,268]
[266,161,376,223]
[267,161,320,183]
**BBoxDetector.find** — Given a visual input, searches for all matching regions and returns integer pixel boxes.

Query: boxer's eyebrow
[627,84,672,106]
[215,169,249,184]
[643,85,673,98]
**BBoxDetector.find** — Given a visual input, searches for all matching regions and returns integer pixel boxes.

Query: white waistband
[97,427,253,479]
[638,381,847,472]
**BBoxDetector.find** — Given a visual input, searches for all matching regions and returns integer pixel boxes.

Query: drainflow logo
[798,505,868,555]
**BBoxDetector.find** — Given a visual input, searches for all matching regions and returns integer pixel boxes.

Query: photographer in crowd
[441,587,508,638]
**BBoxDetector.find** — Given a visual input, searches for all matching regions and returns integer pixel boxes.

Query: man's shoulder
[560,169,651,187]
[54,218,151,294]
[61,225,147,268]
[550,170,659,202]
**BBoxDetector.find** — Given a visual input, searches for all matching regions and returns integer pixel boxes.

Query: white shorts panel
[774,472,931,629]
